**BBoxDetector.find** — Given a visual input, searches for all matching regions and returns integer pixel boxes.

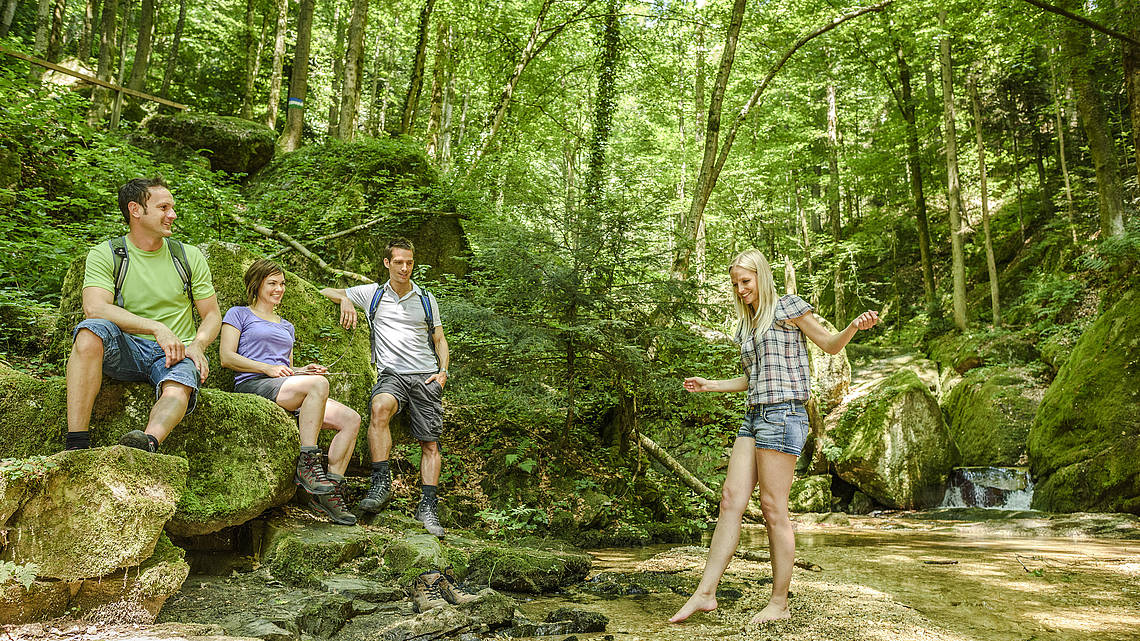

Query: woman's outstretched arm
[792,310,880,355]
[684,376,749,393]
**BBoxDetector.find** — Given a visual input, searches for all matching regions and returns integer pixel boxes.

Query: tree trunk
[1119,0,1140,188]
[88,0,118,124]
[440,66,455,166]
[159,0,184,99]
[278,0,314,152]
[1010,123,1026,243]
[327,0,345,136]
[425,20,450,159]
[240,0,266,120]
[694,12,705,145]
[109,0,132,128]
[939,11,968,330]
[1060,0,1126,237]
[399,0,435,135]
[1049,47,1078,243]
[969,74,1000,326]
[126,0,154,92]
[364,25,385,135]
[584,0,620,208]
[337,0,369,140]
[47,0,65,62]
[30,0,51,83]
[827,81,845,325]
[638,432,764,522]
[265,0,288,130]
[1,0,21,39]
[894,33,935,312]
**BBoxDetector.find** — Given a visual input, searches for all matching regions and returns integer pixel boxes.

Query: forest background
[0,0,1138,541]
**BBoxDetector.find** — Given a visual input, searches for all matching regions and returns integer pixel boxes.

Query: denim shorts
[73,319,201,414]
[738,400,809,456]
[370,370,443,443]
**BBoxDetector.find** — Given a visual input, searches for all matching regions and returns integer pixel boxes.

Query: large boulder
[928,329,1040,376]
[261,516,377,586]
[0,447,185,579]
[822,369,956,509]
[788,474,833,513]
[0,365,301,536]
[145,113,276,175]
[1028,287,1140,513]
[942,365,1043,466]
[465,544,591,593]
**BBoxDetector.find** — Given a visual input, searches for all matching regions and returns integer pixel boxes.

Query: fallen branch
[1018,0,1140,47]
[736,549,823,572]
[638,432,765,522]
[268,208,454,259]
[229,210,373,283]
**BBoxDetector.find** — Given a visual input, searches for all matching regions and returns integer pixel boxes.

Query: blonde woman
[669,249,879,625]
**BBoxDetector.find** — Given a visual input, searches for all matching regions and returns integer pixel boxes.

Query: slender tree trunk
[969,75,1001,326]
[939,11,968,330]
[694,11,705,145]
[327,0,345,136]
[88,0,118,124]
[426,20,450,159]
[1049,46,1078,243]
[827,81,844,325]
[337,0,369,140]
[240,0,265,120]
[1010,124,1026,243]
[109,0,131,128]
[584,0,620,208]
[126,0,154,92]
[364,26,384,135]
[30,0,51,83]
[399,0,435,135]
[1,0,21,38]
[78,0,98,58]
[894,36,935,312]
[1060,0,1126,237]
[793,162,812,275]
[159,0,184,99]
[265,0,288,130]
[1116,0,1140,190]
[440,67,455,166]
[47,0,65,62]
[455,89,469,152]
[278,0,314,152]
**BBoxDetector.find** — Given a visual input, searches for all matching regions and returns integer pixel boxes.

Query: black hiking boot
[411,570,449,612]
[414,498,445,538]
[358,469,391,513]
[119,430,157,453]
[305,479,357,526]
[295,449,334,495]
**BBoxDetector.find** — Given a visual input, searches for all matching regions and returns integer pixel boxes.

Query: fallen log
[638,432,765,522]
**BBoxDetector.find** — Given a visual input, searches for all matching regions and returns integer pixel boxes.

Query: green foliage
[0,455,58,481]
[0,560,39,590]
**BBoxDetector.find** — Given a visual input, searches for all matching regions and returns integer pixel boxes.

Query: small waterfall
[940,467,1034,510]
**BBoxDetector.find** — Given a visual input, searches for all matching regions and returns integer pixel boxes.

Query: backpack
[109,236,195,311]
[367,285,438,367]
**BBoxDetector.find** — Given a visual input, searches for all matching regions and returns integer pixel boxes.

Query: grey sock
[300,445,320,453]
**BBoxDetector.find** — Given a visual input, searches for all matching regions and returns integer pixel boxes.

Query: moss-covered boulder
[789,475,833,513]
[822,370,956,509]
[262,517,376,586]
[146,113,276,175]
[1028,287,1140,513]
[807,314,852,412]
[0,365,301,536]
[942,365,1043,466]
[928,329,1040,376]
[382,534,447,579]
[0,447,185,580]
[466,544,591,593]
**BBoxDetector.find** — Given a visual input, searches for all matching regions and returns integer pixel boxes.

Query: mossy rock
[942,365,1043,466]
[465,544,590,593]
[382,534,447,580]
[822,369,956,509]
[928,329,1040,375]
[262,517,376,586]
[1028,287,1140,513]
[789,475,833,513]
[0,445,186,580]
[0,365,301,536]
[146,113,276,175]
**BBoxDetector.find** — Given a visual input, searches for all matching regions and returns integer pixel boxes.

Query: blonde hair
[730,249,779,340]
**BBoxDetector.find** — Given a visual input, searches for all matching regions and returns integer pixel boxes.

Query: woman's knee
[759,493,791,523]
[306,374,330,398]
[719,485,751,516]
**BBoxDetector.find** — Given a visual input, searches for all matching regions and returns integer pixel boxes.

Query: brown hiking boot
[411,570,449,612]
[439,565,479,605]
[305,478,357,526]
[295,449,334,495]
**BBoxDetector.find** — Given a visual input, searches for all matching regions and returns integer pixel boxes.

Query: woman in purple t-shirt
[220,259,359,526]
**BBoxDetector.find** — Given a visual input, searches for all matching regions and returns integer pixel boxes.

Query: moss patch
[465,544,590,593]
[146,113,276,175]
[942,365,1043,466]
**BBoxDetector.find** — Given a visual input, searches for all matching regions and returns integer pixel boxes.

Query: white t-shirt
[346,280,442,374]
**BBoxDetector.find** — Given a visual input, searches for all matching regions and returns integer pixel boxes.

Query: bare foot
[669,593,718,623]
[749,600,790,625]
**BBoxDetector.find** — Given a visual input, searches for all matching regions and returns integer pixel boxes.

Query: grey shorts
[72,319,201,414]
[234,375,288,402]
[738,400,809,456]
[371,371,443,443]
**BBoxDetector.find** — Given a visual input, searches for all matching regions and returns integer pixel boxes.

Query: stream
[516,515,1140,641]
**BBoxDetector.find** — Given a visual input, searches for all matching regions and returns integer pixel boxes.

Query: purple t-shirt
[222,306,296,385]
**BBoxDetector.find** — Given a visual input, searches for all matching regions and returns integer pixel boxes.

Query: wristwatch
[439,369,449,376]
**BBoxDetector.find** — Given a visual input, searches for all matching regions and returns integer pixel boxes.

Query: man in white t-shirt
[320,238,450,537]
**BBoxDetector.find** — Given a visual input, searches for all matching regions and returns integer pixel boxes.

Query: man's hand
[339,299,358,330]
[264,364,294,377]
[425,371,448,389]
[849,310,880,331]
[154,324,185,368]
[185,343,210,382]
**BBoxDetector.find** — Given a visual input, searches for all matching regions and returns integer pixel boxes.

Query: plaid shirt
[737,294,814,405]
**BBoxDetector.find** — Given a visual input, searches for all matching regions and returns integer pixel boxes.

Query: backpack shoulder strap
[109,236,129,307]
[166,239,195,307]
[366,285,384,365]
[419,289,440,368]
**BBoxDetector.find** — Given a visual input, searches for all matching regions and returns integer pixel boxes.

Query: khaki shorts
[371,371,443,442]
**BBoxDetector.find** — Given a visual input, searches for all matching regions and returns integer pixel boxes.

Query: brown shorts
[370,371,443,442]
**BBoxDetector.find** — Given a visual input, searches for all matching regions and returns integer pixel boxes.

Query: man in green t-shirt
[65,177,221,452]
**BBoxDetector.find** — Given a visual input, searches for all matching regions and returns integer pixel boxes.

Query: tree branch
[267,209,453,259]
[1019,0,1140,47]
[639,432,765,522]
[229,210,373,283]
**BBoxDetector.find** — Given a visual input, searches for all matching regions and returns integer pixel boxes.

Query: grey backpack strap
[167,239,195,307]
[109,236,129,307]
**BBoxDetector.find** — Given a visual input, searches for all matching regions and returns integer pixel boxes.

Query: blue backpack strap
[367,286,384,365]
[109,236,129,307]
[419,289,439,368]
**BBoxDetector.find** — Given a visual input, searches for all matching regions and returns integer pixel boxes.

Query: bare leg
[669,437,758,623]
[419,440,441,485]
[144,381,192,443]
[749,448,798,625]
[66,329,105,433]
[368,394,397,463]
[321,398,360,476]
[276,375,331,447]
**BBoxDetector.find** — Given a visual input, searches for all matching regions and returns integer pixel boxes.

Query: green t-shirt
[83,237,216,345]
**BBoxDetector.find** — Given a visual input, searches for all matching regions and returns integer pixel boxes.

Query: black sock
[65,431,91,450]
[371,460,390,479]
[146,434,160,452]
[421,484,437,504]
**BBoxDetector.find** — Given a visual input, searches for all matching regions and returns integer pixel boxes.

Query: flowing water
[516,516,1140,641]
[940,467,1035,510]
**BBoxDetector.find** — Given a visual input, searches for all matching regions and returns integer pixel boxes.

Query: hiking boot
[411,570,449,612]
[358,470,391,513]
[414,499,445,538]
[119,430,156,453]
[438,565,479,605]
[305,479,357,526]
[295,449,334,495]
